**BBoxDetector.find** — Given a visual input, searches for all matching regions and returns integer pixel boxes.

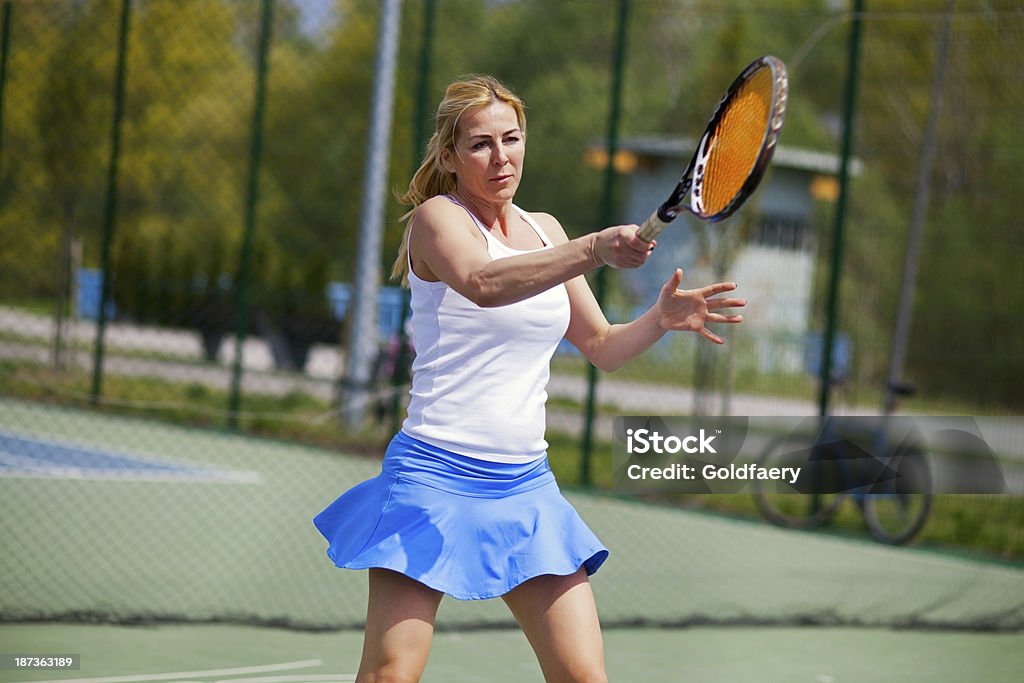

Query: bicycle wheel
[753,435,846,529]
[862,449,933,545]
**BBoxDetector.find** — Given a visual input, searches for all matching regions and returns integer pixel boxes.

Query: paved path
[3,306,1022,468]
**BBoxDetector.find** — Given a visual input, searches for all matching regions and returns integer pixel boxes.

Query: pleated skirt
[313,431,608,600]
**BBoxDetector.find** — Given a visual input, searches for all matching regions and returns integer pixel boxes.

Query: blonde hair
[391,75,527,285]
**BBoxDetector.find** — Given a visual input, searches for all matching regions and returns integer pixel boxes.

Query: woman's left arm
[536,212,745,372]
[564,268,746,372]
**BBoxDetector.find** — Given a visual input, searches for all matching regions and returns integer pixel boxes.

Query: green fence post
[228,0,275,430]
[580,0,631,487]
[90,0,132,404]
[817,0,864,417]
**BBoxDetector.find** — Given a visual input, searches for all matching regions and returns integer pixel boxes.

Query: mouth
[491,174,514,184]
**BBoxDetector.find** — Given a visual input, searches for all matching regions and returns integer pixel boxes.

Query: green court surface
[1,623,1023,682]
[2,397,1024,681]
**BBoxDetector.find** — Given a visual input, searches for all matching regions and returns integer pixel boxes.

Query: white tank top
[401,196,571,463]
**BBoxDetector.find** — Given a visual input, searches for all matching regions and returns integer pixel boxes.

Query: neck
[451,189,514,235]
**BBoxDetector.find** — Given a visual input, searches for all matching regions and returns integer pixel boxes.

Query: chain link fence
[1,0,1023,632]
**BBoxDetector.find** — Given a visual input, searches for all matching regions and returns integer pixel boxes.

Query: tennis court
[2,398,1023,681]
[2,623,1023,683]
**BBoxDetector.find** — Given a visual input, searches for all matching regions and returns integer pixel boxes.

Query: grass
[0,360,389,455]
[1,356,1022,564]
[553,354,821,402]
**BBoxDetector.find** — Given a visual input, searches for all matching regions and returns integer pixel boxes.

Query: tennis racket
[637,55,788,241]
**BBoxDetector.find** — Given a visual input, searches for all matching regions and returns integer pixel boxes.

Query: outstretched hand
[658,268,746,344]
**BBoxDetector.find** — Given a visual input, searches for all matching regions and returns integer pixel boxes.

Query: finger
[630,225,652,245]
[700,328,725,345]
[629,250,650,267]
[707,297,747,310]
[701,281,738,296]
[707,313,744,324]
[625,228,650,251]
[666,268,683,291]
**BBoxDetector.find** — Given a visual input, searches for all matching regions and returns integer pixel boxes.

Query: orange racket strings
[701,67,774,216]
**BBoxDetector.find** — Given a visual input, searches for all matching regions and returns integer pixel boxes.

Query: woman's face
[442,101,525,204]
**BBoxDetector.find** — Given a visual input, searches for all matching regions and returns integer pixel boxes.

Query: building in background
[600,138,857,375]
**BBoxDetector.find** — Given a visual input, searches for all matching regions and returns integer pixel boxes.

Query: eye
[472,140,490,150]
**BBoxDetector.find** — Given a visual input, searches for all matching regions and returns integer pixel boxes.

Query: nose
[493,143,509,166]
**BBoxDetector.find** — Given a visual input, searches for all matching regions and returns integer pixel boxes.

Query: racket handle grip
[637,211,670,242]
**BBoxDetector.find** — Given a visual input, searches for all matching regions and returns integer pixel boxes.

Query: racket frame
[638,55,788,242]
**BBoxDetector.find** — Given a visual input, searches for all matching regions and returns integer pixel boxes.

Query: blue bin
[76,268,117,320]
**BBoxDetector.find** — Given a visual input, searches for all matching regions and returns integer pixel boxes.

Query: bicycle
[753,383,932,545]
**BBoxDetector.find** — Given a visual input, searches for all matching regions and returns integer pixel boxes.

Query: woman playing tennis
[315,75,745,683]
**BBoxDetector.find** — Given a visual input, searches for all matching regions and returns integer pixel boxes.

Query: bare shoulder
[412,195,484,241]
[415,194,463,226]
[408,195,489,282]
[527,211,570,245]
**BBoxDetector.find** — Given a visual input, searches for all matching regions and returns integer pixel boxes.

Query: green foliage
[0,0,1020,409]
[833,1,1024,408]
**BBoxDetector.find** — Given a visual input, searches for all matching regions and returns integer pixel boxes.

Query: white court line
[0,449,261,484]
[18,659,323,683]
[215,676,356,683]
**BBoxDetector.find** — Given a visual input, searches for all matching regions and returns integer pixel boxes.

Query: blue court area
[0,431,259,483]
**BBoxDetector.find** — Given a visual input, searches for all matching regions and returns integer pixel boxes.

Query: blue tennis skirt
[313,431,608,600]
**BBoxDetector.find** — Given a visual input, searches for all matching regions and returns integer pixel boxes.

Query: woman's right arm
[409,197,651,308]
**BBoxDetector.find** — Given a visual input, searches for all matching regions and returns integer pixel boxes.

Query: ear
[439,147,457,174]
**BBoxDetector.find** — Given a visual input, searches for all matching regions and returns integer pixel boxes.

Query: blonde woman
[315,75,745,682]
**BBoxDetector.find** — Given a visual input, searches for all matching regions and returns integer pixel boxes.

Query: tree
[34,0,118,367]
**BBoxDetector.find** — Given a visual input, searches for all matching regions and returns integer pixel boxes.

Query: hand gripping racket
[637,56,788,241]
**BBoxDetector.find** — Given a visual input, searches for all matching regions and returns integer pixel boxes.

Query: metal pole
[343,0,402,428]
[90,0,132,403]
[817,0,864,417]
[884,0,953,414]
[581,0,631,486]
[391,0,436,434]
[228,0,275,429]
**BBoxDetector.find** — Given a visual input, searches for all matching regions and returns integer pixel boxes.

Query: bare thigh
[357,568,444,683]
[502,568,608,683]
